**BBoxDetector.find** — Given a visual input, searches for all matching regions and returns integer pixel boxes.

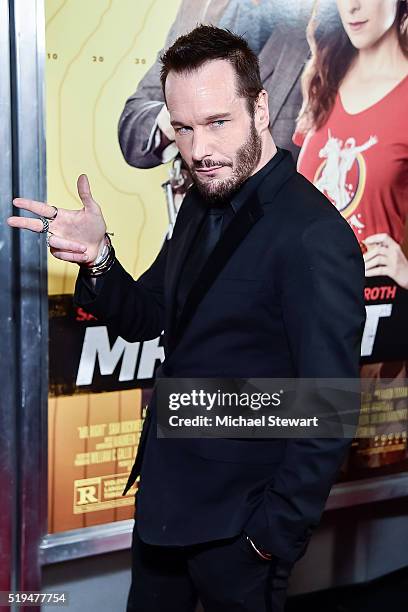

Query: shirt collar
[231,147,285,213]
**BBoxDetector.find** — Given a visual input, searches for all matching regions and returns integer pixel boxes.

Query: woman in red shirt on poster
[294,0,408,289]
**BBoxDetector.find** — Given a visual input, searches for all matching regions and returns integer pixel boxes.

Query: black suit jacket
[75,149,366,564]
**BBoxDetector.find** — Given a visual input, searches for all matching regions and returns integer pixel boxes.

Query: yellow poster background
[45,0,181,532]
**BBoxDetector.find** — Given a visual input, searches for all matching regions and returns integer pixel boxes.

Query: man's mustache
[192,160,233,170]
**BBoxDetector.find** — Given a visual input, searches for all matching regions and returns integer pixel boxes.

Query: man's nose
[191,130,211,163]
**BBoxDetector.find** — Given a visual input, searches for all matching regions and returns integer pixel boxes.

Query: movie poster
[289,0,408,477]
[45,0,180,533]
[46,0,408,534]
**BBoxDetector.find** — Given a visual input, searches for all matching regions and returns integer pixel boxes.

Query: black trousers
[126,518,294,612]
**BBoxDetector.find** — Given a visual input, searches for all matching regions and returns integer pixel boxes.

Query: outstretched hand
[7,174,107,266]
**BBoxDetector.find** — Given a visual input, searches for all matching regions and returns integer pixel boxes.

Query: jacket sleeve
[74,236,169,342]
[244,215,366,564]
[117,58,171,170]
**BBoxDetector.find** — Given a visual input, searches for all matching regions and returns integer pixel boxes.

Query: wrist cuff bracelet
[81,233,116,277]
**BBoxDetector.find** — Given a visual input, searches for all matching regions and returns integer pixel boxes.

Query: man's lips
[195,166,224,174]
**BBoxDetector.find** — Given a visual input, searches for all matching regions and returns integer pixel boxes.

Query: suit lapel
[165,189,206,340]
[168,196,264,353]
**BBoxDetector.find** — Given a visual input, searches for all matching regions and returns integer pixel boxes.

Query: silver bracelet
[81,233,116,277]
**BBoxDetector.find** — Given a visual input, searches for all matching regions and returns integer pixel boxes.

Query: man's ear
[254,90,270,132]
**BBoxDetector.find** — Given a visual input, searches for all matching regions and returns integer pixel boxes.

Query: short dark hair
[160,24,263,115]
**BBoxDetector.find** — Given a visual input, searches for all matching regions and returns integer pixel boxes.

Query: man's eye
[176,126,192,135]
[211,120,227,128]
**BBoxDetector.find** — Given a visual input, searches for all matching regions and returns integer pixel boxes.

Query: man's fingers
[77,174,98,210]
[12,197,59,219]
[50,248,90,264]
[8,218,89,254]
[7,216,45,232]
[48,235,87,253]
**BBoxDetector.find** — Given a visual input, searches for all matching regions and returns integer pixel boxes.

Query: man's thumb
[77,174,97,209]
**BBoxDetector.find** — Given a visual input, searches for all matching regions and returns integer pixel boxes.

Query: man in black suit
[8,25,365,612]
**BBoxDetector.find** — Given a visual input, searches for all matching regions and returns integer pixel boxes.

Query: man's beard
[190,119,262,203]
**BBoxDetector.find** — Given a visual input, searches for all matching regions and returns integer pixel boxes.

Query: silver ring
[46,232,53,248]
[40,217,50,233]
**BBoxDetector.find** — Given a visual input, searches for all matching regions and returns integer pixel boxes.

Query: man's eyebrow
[204,112,232,122]
[170,119,188,128]
[170,112,232,128]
